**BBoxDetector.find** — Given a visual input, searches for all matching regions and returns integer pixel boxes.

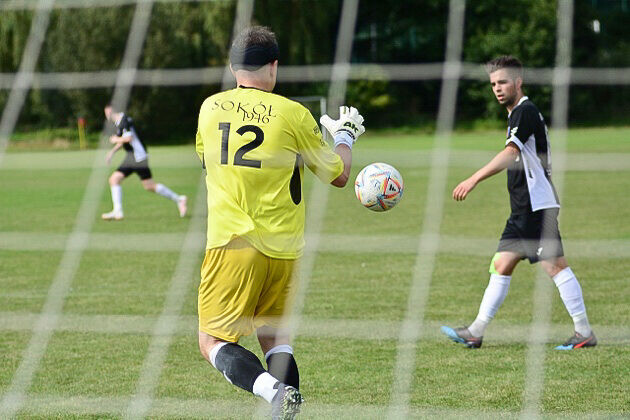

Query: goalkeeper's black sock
[266,352,299,390]
[212,343,267,394]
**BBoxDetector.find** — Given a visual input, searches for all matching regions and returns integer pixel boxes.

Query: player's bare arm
[105,142,123,164]
[453,143,520,201]
[331,144,352,187]
[109,134,132,144]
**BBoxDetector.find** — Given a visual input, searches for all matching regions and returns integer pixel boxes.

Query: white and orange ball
[354,163,403,212]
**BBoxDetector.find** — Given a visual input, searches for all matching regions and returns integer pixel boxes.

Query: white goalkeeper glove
[320,106,365,149]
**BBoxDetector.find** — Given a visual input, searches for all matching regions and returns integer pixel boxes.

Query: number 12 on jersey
[218,122,264,168]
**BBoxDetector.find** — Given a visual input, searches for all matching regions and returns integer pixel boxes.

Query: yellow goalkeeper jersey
[196,86,344,259]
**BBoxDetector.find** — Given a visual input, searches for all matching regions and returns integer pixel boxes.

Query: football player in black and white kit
[102,105,187,220]
[441,56,596,350]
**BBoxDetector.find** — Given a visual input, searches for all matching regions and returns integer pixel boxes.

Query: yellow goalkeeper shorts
[198,237,297,342]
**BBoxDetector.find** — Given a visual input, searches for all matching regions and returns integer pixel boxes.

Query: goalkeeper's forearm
[331,144,352,188]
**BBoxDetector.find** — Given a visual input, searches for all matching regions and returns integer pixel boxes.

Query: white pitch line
[521,1,575,418]
[0,0,54,167]
[123,176,206,419]
[387,0,466,418]
[0,2,155,417]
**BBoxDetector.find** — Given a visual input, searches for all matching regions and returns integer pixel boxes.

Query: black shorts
[497,208,564,263]
[117,155,152,180]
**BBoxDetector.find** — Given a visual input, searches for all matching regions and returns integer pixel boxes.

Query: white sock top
[253,372,280,404]
[264,344,293,361]
[209,342,229,369]
[552,267,575,287]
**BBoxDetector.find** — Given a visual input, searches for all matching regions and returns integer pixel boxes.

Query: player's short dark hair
[230,26,279,71]
[104,103,118,114]
[486,56,523,79]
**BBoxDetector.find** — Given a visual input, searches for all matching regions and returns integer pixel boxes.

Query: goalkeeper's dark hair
[486,56,523,79]
[230,26,279,71]
[232,26,277,51]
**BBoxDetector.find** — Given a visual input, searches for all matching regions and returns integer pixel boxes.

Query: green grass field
[1,127,629,418]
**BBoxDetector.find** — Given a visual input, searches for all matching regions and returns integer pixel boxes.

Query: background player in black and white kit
[102,105,187,220]
[441,56,596,350]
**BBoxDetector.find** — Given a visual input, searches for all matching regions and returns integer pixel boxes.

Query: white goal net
[0,0,628,418]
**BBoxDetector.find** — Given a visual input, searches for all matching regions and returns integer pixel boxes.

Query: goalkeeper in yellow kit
[195,26,365,419]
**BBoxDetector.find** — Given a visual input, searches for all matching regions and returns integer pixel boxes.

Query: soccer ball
[354,163,403,212]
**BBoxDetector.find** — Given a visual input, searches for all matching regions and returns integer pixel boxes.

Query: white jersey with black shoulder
[505,96,560,214]
[115,113,148,162]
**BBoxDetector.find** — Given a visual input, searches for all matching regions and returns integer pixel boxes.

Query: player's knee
[198,332,226,363]
[198,335,212,361]
[542,257,568,277]
[489,253,514,276]
[493,261,514,276]
[108,174,119,186]
[198,339,207,359]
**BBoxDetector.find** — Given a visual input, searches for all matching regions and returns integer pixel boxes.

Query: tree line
[0,0,628,143]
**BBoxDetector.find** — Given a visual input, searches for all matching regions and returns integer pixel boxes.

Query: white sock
[553,267,591,337]
[253,372,279,403]
[155,183,180,202]
[572,312,592,338]
[264,344,293,361]
[468,274,511,337]
[110,185,123,213]
[208,342,229,369]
